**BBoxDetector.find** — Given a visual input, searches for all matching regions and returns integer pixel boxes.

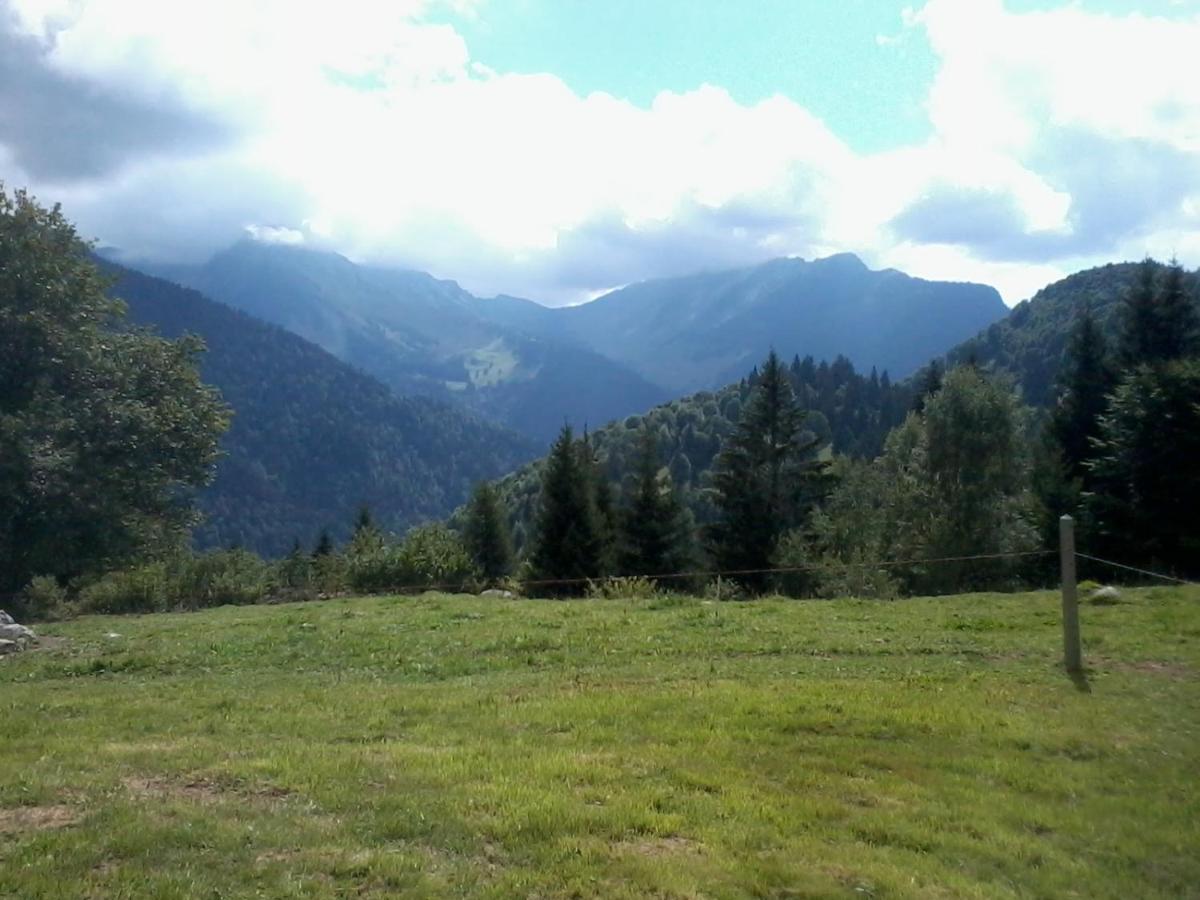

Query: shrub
[17,575,69,621]
[175,550,277,609]
[347,525,477,594]
[586,575,660,600]
[75,563,172,615]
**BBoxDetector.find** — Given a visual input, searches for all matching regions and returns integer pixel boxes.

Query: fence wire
[363,549,1055,596]
[1074,552,1197,587]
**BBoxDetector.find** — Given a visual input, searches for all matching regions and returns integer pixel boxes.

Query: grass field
[2,587,1198,898]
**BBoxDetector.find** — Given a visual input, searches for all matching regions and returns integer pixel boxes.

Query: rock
[0,610,14,625]
[0,623,35,645]
[0,639,19,655]
[1088,585,1122,604]
[481,589,515,599]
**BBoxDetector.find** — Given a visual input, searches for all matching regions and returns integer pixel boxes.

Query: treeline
[465,259,1199,596]
[488,353,913,556]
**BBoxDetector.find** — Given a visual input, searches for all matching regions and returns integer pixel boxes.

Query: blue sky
[445,0,1196,153]
[1,0,1198,305]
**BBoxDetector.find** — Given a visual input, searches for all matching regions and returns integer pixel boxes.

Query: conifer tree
[579,428,618,575]
[312,529,334,558]
[708,350,823,592]
[1118,258,1163,367]
[462,481,514,584]
[353,505,375,536]
[529,424,603,593]
[913,359,944,412]
[1086,359,1200,577]
[619,429,694,579]
[1050,307,1114,483]
[1153,260,1198,362]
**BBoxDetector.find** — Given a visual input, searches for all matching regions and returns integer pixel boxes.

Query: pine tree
[913,359,944,412]
[353,505,375,536]
[707,350,823,592]
[1086,360,1200,576]
[1118,258,1162,367]
[619,429,694,579]
[579,428,618,575]
[1050,307,1114,483]
[312,529,334,558]
[462,481,514,584]
[528,424,603,593]
[1154,260,1198,362]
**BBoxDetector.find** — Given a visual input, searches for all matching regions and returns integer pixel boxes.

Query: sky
[0,0,1197,306]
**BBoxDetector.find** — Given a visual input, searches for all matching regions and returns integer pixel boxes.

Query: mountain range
[144,243,1008,444]
[102,241,1143,559]
[104,261,537,556]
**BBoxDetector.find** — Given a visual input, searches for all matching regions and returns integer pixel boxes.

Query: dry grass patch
[0,804,81,834]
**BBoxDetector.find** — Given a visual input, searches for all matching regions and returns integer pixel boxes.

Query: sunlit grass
[2,587,1197,898]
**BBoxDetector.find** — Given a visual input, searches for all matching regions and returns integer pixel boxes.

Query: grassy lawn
[2,587,1197,898]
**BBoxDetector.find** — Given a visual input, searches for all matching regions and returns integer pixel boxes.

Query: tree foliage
[527,425,606,592]
[812,367,1038,594]
[618,429,695,580]
[707,351,827,591]
[462,481,514,583]
[0,186,229,593]
[1085,360,1200,577]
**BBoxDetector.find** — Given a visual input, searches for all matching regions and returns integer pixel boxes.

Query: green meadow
[2,587,1197,898]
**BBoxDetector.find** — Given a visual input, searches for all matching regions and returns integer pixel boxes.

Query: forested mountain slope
[156,242,667,445]
[482,354,914,554]
[940,261,1200,406]
[105,262,538,556]
[480,253,1008,393]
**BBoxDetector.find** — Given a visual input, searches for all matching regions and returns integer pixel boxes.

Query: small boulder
[0,639,19,655]
[481,588,515,599]
[0,623,36,645]
[1088,585,1122,605]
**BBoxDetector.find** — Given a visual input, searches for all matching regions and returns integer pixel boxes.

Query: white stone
[0,623,35,644]
[481,589,515,598]
[0,639,19,655]
[1089,585,1121,603]
[0,610,14,626]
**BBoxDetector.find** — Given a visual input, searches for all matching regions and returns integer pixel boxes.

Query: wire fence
[359,549,1057,597]
[1074,552,1197,587]
[362,546,1199,598]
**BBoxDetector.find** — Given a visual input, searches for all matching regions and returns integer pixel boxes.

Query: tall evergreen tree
[1118,258,1164,367]
[529,424,603,593]
[352,506,376,536]
[312,529,334,558]
[462,481,514,584]
[619,429,694,579]
[1153,260,1198,362]
[707,351,824,592]
[913,359,944,412]
[578,428,618,575]
[1086,359,1200,577]
[1051,307,1115,482]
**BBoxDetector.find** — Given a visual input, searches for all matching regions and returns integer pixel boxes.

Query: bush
[16,575,69,621]
[347,525,477,594]
[175,550,277,609]
[75,563,172,615]
[585,575,660,600]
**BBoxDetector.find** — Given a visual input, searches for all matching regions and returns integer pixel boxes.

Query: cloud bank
[1,0,1197,305]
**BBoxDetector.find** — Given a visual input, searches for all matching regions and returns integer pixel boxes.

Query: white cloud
[1,0,1198,305]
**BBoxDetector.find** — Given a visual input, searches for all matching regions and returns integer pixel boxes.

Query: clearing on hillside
[1,588,1197,898]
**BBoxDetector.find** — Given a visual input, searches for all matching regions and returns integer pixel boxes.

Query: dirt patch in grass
[0,804,81,834]
[616,836,702,857]
[1096,658,1193,680]
[123,775,292,804]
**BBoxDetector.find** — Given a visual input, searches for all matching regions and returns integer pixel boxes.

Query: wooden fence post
[1060,515,1082,673]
